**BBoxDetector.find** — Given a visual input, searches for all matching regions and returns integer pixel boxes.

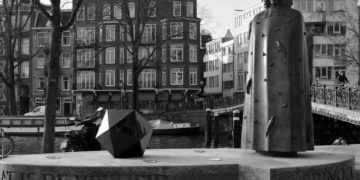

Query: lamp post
[199,80,206,109]
[119,80,123,109]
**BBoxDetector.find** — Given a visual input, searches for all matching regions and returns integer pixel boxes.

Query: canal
[11,134,233,155]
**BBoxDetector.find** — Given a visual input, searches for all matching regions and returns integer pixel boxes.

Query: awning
[171,93,183,101]
[139,92,155,101]
[158,91,169,101]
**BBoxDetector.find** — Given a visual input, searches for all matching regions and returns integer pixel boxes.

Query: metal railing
[311,84,360,110]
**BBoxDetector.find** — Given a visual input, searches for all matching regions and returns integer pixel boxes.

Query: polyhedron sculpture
[95,110,153,158]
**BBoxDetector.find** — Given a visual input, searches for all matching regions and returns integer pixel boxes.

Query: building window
[21,14,30,30]
[314,66,332,80]
[162,45,166,62]
[103,3,111,20]
[170,44,183,62]
[0,61,4,75]
[189,23,197,40]
[36,53,45,69]
[105,70,116,87]
[162,22,166,40]
[21,61,29,78]
[334,0,345,11]
[0,83,5,101]
[61,53,71,68]
[316,0,326,11]
[148,1,157,17]
[238,71,244,91]
[114,3,122,19]
[127,69,133,86]
[62,76,70,91]
[142,24,156,42]
[128,3,135,18]
[77,71,95,90]
[119,26,125,41]
[314,44,344,57]
[77,5,85,20]
[119,69,124,84]
[327,22,346,36]
[170,68,183,85]
[76,27,95,45]
[139,69,156,88]
[87,4,95,20]
[21,38,29,55]
[162,69,166,86]
[0,39,4,55]
[189,68,197,85]
[173,1,182,17]
[189,45,197,62]
[105,47,115,64]
[77,49,95,68]
[170,22,183,39]
[62,31,71,46]
[36,76,45,91]
[37,32,49,47]
[186,1,194,17]
[119,47,124,64]
[105,25,116,42]
[127,48,133,63]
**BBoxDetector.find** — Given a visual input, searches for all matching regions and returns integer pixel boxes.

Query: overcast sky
[198,0,262,38]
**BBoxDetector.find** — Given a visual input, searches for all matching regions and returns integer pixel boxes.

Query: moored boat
[148,119,200,135]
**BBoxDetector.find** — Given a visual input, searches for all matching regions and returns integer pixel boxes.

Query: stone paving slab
[0,148,355,180]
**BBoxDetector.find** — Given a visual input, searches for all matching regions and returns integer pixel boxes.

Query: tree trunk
[132,52,139,111]
[7,59,17,115]
[41,19,62,154]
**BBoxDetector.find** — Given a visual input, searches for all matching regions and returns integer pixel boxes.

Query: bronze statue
[241,0,314,153]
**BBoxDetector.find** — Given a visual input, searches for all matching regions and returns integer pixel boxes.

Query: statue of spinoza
[241,0,314,154]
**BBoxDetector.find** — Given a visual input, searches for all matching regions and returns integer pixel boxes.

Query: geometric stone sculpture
[96,110,153,158]
[241,0,314,153]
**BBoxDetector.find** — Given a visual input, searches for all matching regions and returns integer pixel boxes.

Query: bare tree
[0,0,39,115]
[32,0,83,153]
[197,1,218,34]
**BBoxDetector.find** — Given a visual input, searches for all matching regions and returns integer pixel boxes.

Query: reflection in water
[11,134,232,155]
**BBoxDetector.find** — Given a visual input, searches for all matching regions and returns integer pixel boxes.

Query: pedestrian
[337,71,349,86]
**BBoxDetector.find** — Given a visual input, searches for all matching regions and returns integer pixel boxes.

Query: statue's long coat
[241,5,314,152]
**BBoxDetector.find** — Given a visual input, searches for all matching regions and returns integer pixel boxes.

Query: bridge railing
[311,84,360,110]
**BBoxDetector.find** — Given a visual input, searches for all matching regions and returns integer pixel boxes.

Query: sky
[198,0,262,38]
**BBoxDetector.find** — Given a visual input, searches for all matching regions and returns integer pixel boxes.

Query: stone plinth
[0,148,354,180]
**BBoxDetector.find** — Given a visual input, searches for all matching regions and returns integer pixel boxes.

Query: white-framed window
[87,4,96,20]
[0,83,6,101]
[334,0,345,11]
[36,76,46,91]
[327,22,346,35]
[170,44,183,62]
[61,76,70,91]
[314,66,332,80]
[189,45,197,62]
[127,69,133,86]
[162,22,166,40]
[186,1,194,17]
[139,69,156,88]
[314,44,344,57]
[105,25,116,42]
[170,22,183,39]
[61,52,71,68]
[127,48,133,63]
[162,45,166,62]
[189,68,197,85]
[99,51,103,64]
[119,69,125,84]
[105,70,116,87]
[148,1,157,17]
[170,68,183,85]
[105,47,115,64]
[21,38,29,55]
[119,47,124,64]
[76,71,95,90]
[76,27,95,45]
[62,31,71,46]
[103,3,111,20]
[36,53,45,69]
[139,46,155,60]
[21,14,30,30]
[21,61,29,78]
[189,23,197,40]
[76,49,95,68]
[37,32,49,47]
[142,24,156,42]
[114,3,122,19]
[77,5,85,20]
[173,1,182,16]
[162,68,166,86]
[119,26,125,41]
[128,3,135,18]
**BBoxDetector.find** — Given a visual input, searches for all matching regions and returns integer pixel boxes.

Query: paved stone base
[0,148,354,180]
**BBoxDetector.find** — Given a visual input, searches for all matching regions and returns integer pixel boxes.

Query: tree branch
[32,0,54,22]
[61,0,84,31]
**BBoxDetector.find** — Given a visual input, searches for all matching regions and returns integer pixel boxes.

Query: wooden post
[204,109,212,148]
[213,113,219,148]
[348,87,352,110]
[232,110,241,148]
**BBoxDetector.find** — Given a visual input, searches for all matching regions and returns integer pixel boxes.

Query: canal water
[11,134,232,154]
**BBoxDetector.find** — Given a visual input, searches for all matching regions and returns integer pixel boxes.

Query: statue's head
[263,0,293,8]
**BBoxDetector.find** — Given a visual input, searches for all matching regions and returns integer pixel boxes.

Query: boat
[148,119,200,135]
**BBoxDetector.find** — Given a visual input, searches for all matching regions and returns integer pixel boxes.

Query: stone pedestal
[0,148,354,180]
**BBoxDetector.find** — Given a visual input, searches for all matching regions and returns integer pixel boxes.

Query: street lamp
[198,80,206,109]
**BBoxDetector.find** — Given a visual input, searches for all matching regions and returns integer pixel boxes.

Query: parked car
[24,105,60,116]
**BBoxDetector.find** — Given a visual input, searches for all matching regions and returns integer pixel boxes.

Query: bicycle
[0,128,14,158]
